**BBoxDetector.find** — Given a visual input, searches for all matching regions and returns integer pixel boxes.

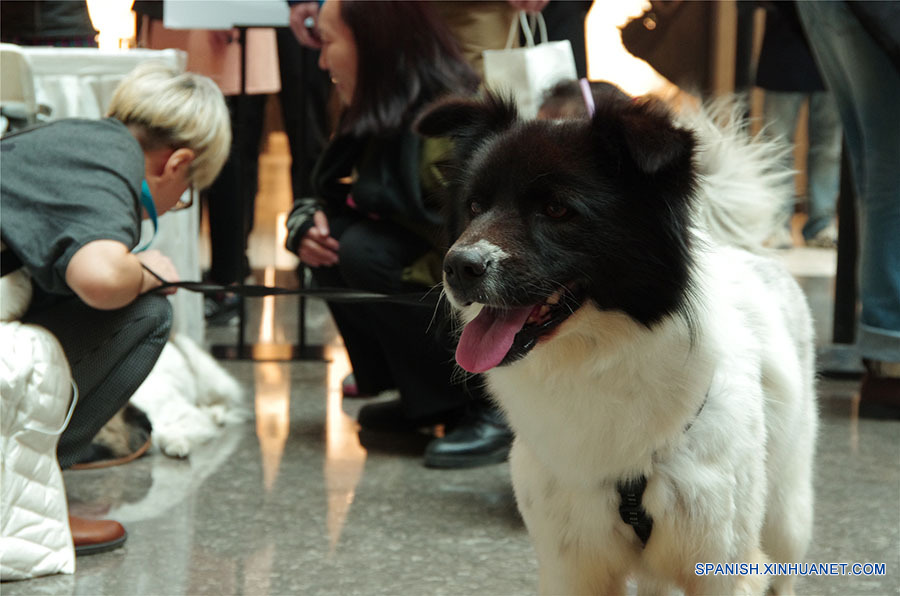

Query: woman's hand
[289,2,323,49]
[136,250,180,295]
[66,241,179,309]
[299,211,340,267]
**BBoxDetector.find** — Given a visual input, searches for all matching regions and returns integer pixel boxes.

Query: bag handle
[504,11,549,49]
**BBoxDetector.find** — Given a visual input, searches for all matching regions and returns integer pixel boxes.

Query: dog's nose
[444,248,490,289]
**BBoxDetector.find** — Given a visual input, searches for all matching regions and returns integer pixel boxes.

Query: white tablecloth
[19,47,204,344]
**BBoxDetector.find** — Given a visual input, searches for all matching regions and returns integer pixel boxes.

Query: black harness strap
[616,476,653,547]
[615,391,709,547]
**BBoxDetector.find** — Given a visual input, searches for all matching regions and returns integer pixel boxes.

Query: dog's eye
[469,201,483,216]
[544,202,568,219]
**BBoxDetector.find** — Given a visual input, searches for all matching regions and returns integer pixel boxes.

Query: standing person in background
[797,1,900,417]
[0,0,97,47]
[274,38,330,200]
[757,1,842,249]
[284,2,334,201]
[430,0,522,78]
[1,63,231,553]
[285,0,513,469]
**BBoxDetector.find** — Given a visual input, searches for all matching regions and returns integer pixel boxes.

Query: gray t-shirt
[1,118,144,306]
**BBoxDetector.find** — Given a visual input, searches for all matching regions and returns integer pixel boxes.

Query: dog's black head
[416,90,697,373]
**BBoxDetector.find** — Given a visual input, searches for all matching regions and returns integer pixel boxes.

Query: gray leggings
[24,294,171,468]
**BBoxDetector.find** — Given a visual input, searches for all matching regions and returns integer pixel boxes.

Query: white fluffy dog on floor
[131,333,247,458]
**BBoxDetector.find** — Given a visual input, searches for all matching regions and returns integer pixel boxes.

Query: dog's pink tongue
[456,305,534,373]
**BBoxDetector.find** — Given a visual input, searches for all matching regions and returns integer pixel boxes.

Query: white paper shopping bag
[483,12,578,119]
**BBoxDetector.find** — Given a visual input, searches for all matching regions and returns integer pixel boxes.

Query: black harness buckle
[617,475,653,546]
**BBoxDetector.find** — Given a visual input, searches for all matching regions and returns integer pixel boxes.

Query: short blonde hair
[107,61,231,189]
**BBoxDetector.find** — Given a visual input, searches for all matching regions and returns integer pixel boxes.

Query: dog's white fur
[451,104,817,595]
[0,242,32,322]
[130,333,248,458]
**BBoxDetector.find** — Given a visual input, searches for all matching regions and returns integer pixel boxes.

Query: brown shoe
[68,515,127,556]
[858,360,900,420]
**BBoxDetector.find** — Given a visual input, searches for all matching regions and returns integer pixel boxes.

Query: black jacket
[285,130,450,255]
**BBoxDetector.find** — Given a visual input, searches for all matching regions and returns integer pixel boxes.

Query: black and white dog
[417,90,817,595]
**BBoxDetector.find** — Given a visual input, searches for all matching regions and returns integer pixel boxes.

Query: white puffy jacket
[1,265,77,579]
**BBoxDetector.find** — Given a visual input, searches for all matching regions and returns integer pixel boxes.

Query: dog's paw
[205,404,251,426]
[206,404,229,426]
[156,433,193,458]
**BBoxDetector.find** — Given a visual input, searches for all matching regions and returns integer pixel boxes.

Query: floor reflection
[323,342,367,554]
[849,392,861,454]
[254,266,293,492]
[243,542,276,596]
[254,362,291,492]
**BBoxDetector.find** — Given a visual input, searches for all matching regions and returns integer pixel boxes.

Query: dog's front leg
[511,442,632,595]
[682,547,769,596]
[684,576,768,596]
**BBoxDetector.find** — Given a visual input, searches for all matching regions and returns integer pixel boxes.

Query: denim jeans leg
[801,91,842,240]
[762,90,804,227]
[798,1,900,362]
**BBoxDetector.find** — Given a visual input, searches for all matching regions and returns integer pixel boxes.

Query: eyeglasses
[169,185,195,212]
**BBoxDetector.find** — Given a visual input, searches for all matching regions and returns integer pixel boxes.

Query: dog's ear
[415,92,518,141]
[622,114,695,176]
[593,99,695,177]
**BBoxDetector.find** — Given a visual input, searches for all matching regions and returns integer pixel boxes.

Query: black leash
[142,266,439,306]
[4,258,435,305]
[159,280,437,306]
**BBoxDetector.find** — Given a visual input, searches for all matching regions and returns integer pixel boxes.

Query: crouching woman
[285,0,513,468]
[0,62,230,553]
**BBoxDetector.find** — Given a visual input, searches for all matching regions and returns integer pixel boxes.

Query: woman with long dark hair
[285,0,513,468]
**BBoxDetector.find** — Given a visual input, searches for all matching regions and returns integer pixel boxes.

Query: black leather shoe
[423,403,513,469]
[858,360,900,420]
[357,399,460,433]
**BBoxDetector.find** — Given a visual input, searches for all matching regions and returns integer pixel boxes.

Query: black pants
[24,294,171,468]
[209,31,330,283]
[206,94,267,285]
[276,28,332,199]
[311,216,481,419]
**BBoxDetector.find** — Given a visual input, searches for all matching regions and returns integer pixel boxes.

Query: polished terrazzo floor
[6,135,899,596]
